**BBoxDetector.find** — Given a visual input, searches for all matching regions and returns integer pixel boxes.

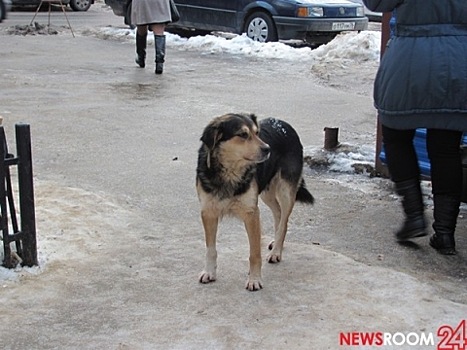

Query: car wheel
[69,0,91,11]
[244,11,278,43]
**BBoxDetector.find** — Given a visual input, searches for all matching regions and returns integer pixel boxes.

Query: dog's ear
[200,123,223,150]
[248,113,258,127]
[201,123,223,169]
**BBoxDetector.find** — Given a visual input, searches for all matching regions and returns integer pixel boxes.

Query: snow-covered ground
[1,26,385,281]
[80,24,382,95]
[82,25,383,170]
[88,25,382,63]
[2,13,467,350]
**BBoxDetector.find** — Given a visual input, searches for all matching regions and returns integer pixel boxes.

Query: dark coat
[363,0,467,131]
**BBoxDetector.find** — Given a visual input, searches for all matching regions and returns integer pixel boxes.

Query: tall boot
[154,34,166,74]
[429,194,460,255]
[135,32,147,68]
[394,178,427,241]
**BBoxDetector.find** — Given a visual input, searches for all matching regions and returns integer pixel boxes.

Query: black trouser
[382,126,463,196]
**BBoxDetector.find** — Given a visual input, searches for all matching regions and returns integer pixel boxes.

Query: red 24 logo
[438,320,466,350]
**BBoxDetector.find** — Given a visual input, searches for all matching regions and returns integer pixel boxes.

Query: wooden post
[16,124,37,267]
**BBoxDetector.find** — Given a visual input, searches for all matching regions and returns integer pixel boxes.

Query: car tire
[69,0,92,11]
[244,11,278,43]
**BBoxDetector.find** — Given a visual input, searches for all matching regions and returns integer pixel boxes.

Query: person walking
[131,0,172,74]
[363,0,467,254]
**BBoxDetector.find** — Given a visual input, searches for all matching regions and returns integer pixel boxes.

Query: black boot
[429,194,460,255]
[394,178,427,241]
[135,32,146,68]
[154,34,166,74]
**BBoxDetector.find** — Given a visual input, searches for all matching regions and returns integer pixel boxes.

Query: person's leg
[427,129,463,255]
[150,23,165,36]
[135,25,148,68]
[382,126,419,181]
[150,23,166,74]
[382,125,427,240]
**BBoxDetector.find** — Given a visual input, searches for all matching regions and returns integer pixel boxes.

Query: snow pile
[0,262,42,282]
[304,143,376,175]
[311,31,380,63]
[327,144,376,173]
[1,182,138,283]
[169,33,313,60]
[86,26,381,64]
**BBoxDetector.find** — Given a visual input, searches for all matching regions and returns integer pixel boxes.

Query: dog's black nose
[261,144,271,155]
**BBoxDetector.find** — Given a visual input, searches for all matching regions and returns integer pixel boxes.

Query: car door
[175,0,240,32]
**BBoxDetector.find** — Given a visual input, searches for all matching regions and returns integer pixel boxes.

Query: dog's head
[200,113,270,167]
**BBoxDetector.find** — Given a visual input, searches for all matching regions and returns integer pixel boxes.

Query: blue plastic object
[390,11,396,38]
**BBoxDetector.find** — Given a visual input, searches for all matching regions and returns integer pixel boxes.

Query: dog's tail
[296,178,314,204]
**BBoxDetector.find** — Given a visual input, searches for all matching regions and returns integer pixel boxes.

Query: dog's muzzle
[259,144,271,162]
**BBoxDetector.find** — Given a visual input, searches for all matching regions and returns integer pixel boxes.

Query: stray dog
[196,113,314,291]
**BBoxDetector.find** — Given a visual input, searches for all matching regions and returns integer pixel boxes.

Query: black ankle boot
[394,178,427,241]
[135,33,146,68]
[154,34,166,74]
[429,194,460,255]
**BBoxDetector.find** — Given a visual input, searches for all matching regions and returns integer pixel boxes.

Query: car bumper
[273,16,369,40]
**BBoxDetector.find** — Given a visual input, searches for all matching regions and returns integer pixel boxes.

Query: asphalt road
[1,3,466,349]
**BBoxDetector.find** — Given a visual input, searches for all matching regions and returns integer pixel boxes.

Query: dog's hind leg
[260,189,281,255]
[240,207,263,291]
[263,181,296,263]
[199,209,219,284]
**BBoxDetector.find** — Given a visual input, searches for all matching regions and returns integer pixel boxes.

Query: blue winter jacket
[363,0,467,131]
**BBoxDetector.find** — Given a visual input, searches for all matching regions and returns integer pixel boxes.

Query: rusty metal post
[16,124,37,267]
[375,12,392,177]
[324,127,339,150]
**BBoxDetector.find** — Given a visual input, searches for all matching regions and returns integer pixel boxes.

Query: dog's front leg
[243,208,263,291]
[199,209,219,284]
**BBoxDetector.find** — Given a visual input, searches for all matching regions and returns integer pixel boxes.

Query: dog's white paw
[266,253,281,263]
[245,278,263,291]
[199,271,216,284]
[267,240,282,263]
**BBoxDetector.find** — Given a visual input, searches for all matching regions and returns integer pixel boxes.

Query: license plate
[331,22,355,31]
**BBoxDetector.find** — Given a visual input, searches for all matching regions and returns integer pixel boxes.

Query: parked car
[1,0,12,22]
[11,0,93,11]
[105,0,368,45]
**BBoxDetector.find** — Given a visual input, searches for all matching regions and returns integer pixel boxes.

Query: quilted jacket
[363,0,467,131]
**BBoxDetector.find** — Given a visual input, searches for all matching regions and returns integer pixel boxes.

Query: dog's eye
[238,132,249,139]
